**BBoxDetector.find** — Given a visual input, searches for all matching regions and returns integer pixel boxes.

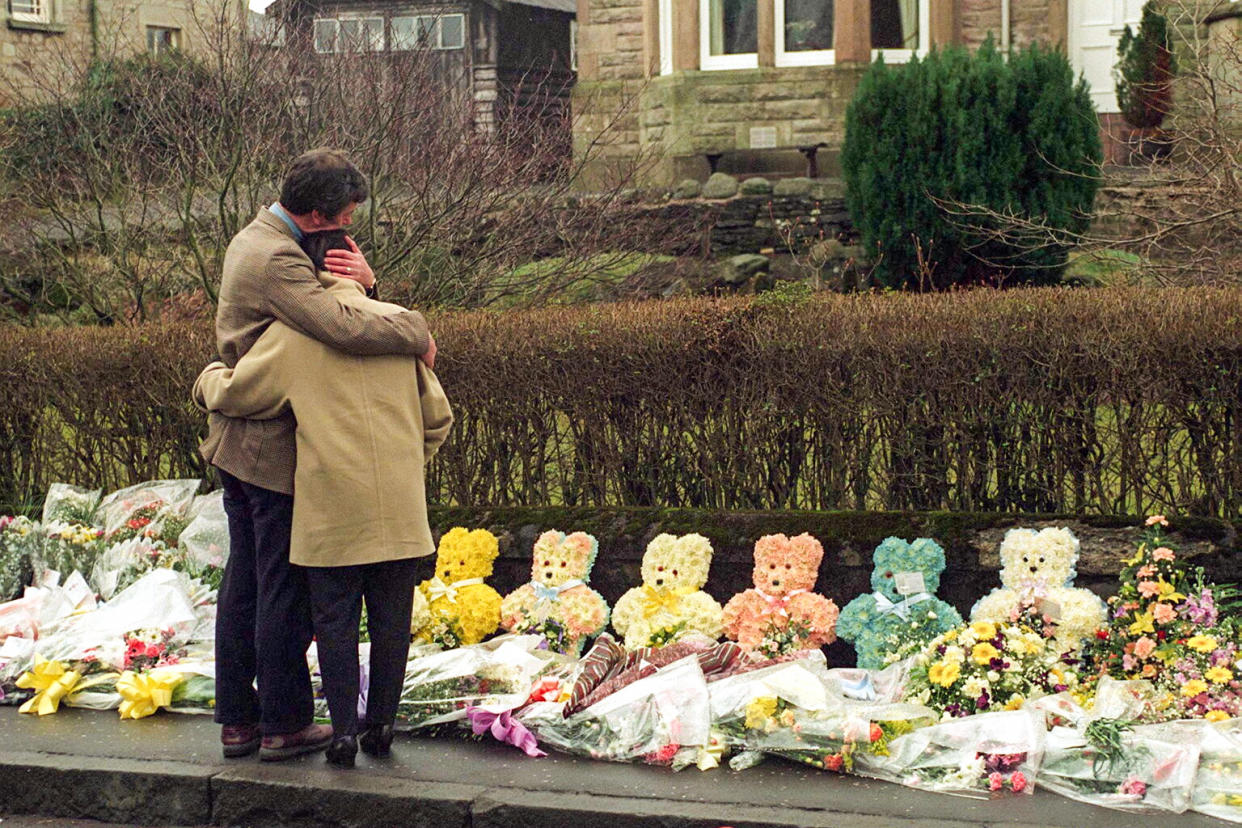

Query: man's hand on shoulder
[323,235,375,289]
[420,333,437,369]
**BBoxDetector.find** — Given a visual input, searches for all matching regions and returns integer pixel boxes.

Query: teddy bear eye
[459,560,465,566]
[1038,557,1045,563]
[672,569,678,576]
[785,564,791,570]
[884,571,892,578]
[543,560,551,566]
[770,564,776,570]
[560,561,567,567]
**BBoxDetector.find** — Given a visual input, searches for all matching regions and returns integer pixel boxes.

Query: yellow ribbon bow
[117,669,183,720]
[641,585,692,619]
[16,656,82,716]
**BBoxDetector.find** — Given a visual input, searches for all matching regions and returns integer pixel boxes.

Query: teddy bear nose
[772,579,781,587]
[655,578,664,586]
[1029,565,1038,573]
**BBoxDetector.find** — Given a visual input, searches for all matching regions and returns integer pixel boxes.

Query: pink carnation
[1152,547,1175,562]
[1010,772,1027,792]
[989,772,1004,791]
[1152,603,1177,625]
[1137,581,1161,598]
[1133,636,1156,659]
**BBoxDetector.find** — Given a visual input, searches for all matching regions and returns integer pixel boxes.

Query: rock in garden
[702,172,739,200]
[773,177,813,197]
[718,253,770,286]
[673,179,701,199]
[740,177,772,196]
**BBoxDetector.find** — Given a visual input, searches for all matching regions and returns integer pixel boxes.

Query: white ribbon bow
[873,591,932,620]
[531,579,584,603]
[426,576,485,604]
[754,588,807,618]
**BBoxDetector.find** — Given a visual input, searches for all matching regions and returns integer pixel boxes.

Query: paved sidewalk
[0,707,1232,827]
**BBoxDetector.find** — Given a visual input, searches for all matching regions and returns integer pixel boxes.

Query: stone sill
[6,18,68,32]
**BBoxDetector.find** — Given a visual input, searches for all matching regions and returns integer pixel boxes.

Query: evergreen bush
[1115,1,1175,130]
[842,40,1102,290]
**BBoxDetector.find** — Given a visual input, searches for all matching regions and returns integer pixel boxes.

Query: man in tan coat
[204,149,434,761]
[195,268,453,768]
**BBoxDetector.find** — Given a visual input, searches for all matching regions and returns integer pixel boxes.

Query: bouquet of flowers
[520,655,711,764]
[0,516,40,602]
[41,483,100,525]
[1038,717,1202,813]
[96,479,199,547]
[395,635,548,730]
[708,651,935,773]
[90,537,188,601]
[859,708,1045,797]
[1194,718,1242,823]
[1080,516,1242,722]
[36,521,105,588]
[177,492,229,592]
[902,620,1078,718]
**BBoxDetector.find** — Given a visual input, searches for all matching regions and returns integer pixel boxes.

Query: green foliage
[1116,1,1175,130]
[842,40,1102,290]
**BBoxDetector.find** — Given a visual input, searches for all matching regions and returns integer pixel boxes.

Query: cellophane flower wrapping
[1038,718,1201,813]
[35,521,105,590]
[858,708,1045,797]
[96,479,199,548]
[41,483,101,526]
[520,654,710,764]
[177,491,229,592]
[395,634,549,730]
[90,537,188,602]
[708,650,936,773]
[0,516,40,602]
[1194,718,1242,823]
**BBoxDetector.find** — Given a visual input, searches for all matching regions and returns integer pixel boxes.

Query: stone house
[279,0,576,134]
[1,0,235,106]
[573,0,1152,185]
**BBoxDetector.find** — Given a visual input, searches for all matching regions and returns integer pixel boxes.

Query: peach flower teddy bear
[500,529,610,655]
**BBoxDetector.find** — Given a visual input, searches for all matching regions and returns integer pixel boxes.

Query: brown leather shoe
[259,723,334,762]
[221,724,261,758]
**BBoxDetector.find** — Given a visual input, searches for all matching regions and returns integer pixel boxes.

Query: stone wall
[428,505,1242,667]
[960,0,1056,49]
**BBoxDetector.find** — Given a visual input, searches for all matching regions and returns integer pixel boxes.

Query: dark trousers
[306,558,420,736]
[213,469,315,736]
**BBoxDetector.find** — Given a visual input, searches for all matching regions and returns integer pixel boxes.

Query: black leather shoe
[325,735,357,769]
[359,724,394,757]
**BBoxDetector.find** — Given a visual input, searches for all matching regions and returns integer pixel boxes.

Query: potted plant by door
[1115,1,1176,162]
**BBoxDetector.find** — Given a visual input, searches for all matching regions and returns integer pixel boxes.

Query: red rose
[1095,629,1109,640]
[823,754,844,771]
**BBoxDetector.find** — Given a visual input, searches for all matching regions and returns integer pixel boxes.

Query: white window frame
[570,18,579,71]
[146,25,181,55]
[699,0,758,70]
[774,0,833,67]
[658,0,673,74]
[10,0,51,24]
[392,12,465,50]
[870,0,930,62]
[313,17,340,52]
[314,15,385,53]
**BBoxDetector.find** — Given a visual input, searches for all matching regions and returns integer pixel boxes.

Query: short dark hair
[279,149,369,218]
[299,228,350,271]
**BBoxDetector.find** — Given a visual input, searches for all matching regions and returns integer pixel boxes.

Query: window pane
[391,16,416,49]
[314,18,338,52]
[417,15,436,44]
[707,0,757,56]
[147,26,180,55]
[362,17,384,50]
[11,0,47,20]
[872,0,918,50]
[440,14,464,49]
[784,0,832,51]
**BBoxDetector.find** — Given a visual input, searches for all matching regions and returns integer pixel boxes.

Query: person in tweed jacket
[202,149,434,762]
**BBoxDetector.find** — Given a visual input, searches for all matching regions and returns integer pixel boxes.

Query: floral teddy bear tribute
[499,529,611,655]
[611,533,724,649]
[721,533,839,658]
[837,536,963,671]
[413,527,503,648]
[970,526,1106,655]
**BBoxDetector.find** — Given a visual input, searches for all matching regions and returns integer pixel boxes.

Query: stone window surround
[643,0,964,75]
[693,0,929,70]
[6,0,67,32]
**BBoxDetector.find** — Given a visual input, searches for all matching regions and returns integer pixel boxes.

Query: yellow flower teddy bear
[413,527,503,648]
[500,529,610,655]
[971,526,1107,654]
[722,533,839,657]
[611,533,723,649]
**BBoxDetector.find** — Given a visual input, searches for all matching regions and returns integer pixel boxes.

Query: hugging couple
[193,148,452,768]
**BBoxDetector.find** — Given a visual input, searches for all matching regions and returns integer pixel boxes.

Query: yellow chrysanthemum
[969,621,997,641]
[1182,679,1209,698]
[1187,635,1218,653]
[745,697,779,730]
[972,642,1000,666]
[1004,694,1026,711]
[1204,710,1230,723]
[928,660,961,687]
[1206,666,1233,684]
[943,629,958,642]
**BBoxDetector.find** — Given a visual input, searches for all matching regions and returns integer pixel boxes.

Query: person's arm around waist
[265,247,430,358]
[192,342,290,420]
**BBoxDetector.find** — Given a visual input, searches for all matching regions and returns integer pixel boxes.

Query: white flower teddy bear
[970,526,1107,654]
[499,529,610,655]
[611,533,723,649]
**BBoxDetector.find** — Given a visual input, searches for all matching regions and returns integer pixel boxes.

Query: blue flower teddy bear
[837,536,963,670]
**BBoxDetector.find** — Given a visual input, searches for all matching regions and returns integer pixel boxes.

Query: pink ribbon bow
[756,588,806,617]
[466,706,546,757]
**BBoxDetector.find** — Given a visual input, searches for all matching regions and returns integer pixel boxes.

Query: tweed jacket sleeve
[264,246,431,357]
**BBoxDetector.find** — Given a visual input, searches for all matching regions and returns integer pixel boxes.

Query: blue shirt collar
[269,202,304,242]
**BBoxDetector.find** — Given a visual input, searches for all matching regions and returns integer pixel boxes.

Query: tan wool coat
[193,275,453,568]
[202,208,430,495]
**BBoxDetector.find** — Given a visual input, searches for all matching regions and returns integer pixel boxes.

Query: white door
[1068,0,1144,113]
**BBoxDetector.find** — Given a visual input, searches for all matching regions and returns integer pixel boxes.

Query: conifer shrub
[842,40,1102,290]
[1116,1,1175,130]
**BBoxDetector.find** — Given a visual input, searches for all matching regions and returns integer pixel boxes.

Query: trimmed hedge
[3,287,1242,518]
